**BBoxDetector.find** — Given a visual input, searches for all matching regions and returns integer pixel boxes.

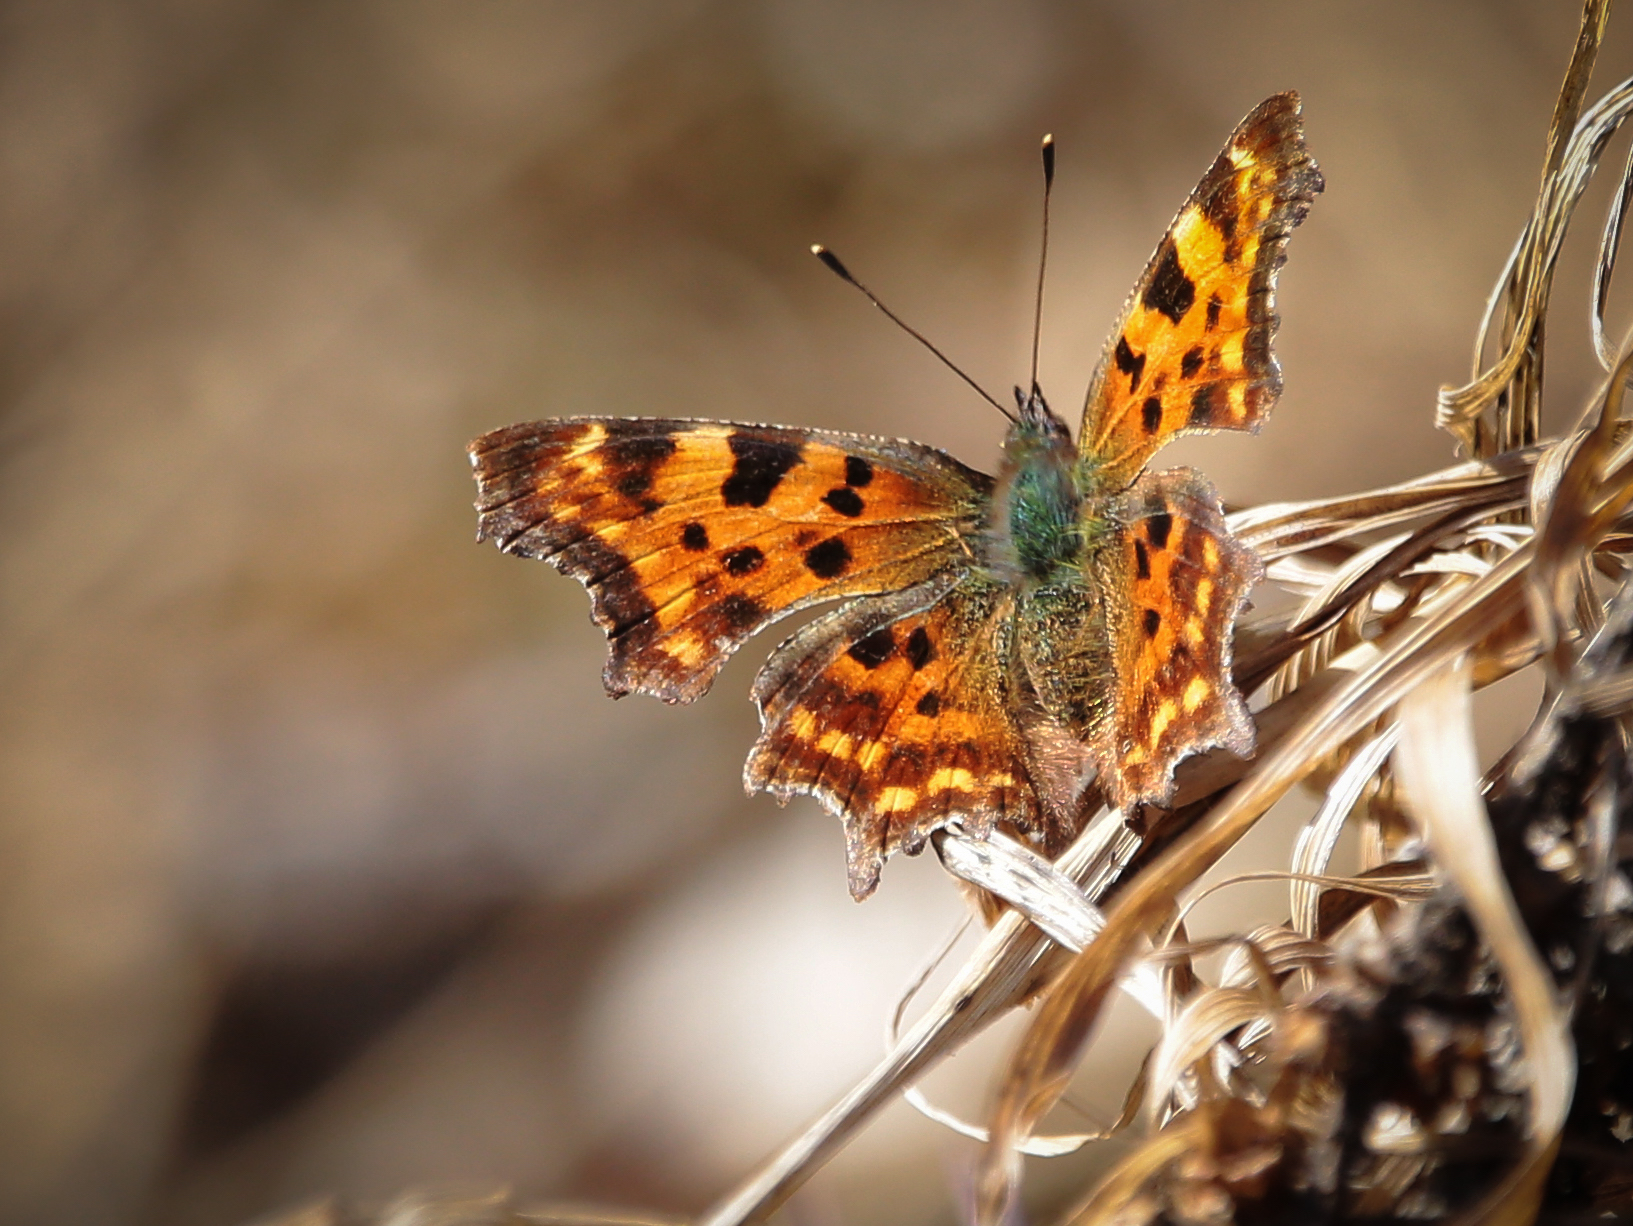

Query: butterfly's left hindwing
[471,419,991,703]
[1088,468,1262,808]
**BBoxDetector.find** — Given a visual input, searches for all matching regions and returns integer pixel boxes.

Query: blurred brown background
[0,2,1625,1224]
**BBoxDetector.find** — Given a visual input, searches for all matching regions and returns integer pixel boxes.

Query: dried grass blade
[901,1092,1104,1158]
[935,828,1106,951]
[1543,0,1612,183]
[1144,987,1270,1126]
[1053,1114,1206,1226]
[1253,497,1530,696]
[1218,924,1334,986]
[879,913,1112,1159]
[1230,453,1535,560]
[1440,67,1633,450]
[1314,858,1435,938]
[1573,663,1633,714]
[902,1044,1151,1159]
[1530,338,1633,671]
[1290,726,1398,940]
[973,546,1536,1225]
[523,1209,689,1226]
[1287,532,1410,629]
[1592,138,1633,368]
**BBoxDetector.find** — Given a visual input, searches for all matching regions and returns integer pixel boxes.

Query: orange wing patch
[746,575,1040,899]
[1079,92,1323,491]
[1090,468,1263,808]
[471,419,990,703]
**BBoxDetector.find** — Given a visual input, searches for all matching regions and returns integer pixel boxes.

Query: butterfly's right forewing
[471,419,992,703]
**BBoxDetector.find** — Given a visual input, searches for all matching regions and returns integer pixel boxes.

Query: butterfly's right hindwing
[747,574,1048,899]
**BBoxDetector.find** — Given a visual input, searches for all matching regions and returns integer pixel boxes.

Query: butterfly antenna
[1029,133,1055,394]
[811,244,1017,423]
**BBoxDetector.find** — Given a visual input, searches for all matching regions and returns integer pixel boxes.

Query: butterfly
[469,93,1323,900]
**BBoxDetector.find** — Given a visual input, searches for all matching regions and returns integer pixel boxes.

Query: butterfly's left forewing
[1079,92,1323,491]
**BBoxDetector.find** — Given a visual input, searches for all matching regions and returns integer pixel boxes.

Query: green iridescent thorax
[984,387,1104,582]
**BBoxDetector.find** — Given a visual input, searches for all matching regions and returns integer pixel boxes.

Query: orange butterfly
[470,93,1322,899]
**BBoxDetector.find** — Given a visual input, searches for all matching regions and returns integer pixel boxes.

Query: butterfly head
[1010,382,1071,446]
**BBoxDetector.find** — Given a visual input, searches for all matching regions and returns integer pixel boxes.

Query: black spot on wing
[1147,512,1173,550]
[722,433,802,507]
[915,691,941,717]
[1199,159,1239,243]
[603,430,677,464]
[681,522,709,551]
[1190,383,1221,426]
[1141,396,1162,434]
[616,470,653,499]
[844,455,874,487]
[905,626,935,670]
[822,487,864,517]
[715,593,765,634]
[804,536,851,579]
[1134,538,1151,580]
[604,432,677,502]
[1180,347,1204,379]
[848,628,896,669]
[1114,336,1146,393]
[1143,608,1161,637]
[722,546,765,576]
[1205,293,1223,331]
[1142,240,1196,325]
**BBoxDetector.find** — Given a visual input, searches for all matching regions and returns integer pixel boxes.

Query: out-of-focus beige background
[0,3,1624,1223]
